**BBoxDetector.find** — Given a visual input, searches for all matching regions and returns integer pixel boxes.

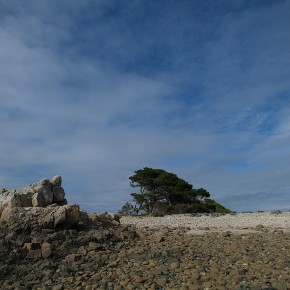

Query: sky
[0,0,290,213]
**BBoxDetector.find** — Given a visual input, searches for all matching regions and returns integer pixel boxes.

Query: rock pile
[0,176,137,289]
[0,212,136,290]
[0,176,121,230]
[1,175,67,209]
[0,176,68,223]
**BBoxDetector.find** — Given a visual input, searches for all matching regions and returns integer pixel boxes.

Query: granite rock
[52,186,65,203]
[51,175,62,187]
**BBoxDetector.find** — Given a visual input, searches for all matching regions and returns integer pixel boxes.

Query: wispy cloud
[0,0,289,212]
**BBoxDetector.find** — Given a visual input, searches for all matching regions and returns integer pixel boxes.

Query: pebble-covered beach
[2,212,290,289]
[120,212,290,230]
[119,212,290,289]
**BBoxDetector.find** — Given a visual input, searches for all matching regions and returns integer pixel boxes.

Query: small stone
[24,243,41,250]
[119,279,129,287]
[222,231,231,237]
[190,270,201,280]
[26,249,42,259]
[132,275,146,283]
[202,281,212,288]
[52,285,63,290]
[170,262,180,269]
[255,224,264,230]
[155,277,167,286]
[88,242,99,250]
[156,235,165,242]
[42,242,52,258]
[65,254,81,263]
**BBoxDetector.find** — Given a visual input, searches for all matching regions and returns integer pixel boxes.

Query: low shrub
[204,199,231,214]
[270,210,283,215]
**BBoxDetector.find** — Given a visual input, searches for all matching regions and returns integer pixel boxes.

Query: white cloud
[0,1,289,213]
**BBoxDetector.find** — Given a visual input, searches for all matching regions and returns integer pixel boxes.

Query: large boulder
[52,186,65,203]
[0,188,21,219]
[31,178,53,207]
[1,202,87,230]
[17,176,65,207]
[18,178,54,207]
[17,187,34,207]
[0,176,67,222]
[0,176,120,232]
[50,175,62,187]
[50,175,66,204]
[54,204,81,229]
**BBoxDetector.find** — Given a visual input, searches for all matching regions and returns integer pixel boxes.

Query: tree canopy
[119,167,230,216]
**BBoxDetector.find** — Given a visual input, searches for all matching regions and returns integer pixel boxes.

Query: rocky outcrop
[0,176,137,289]
[16,175,66,207]
[0,188,21,225]
[0,176,64,223]
[1,221,290,289]
[0,176,120,230]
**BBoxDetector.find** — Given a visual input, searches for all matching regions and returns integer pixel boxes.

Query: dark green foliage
[204,199,232,214]
[118,201,138,216]
[270,209,283,215]
[120,167,229,216]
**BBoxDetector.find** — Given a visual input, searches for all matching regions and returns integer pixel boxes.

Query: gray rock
[1,177,65,211]
[53,206,66,229]
[41,242,52,258]
[18,188,34,207]
[0,189,21,219]
[65,204,81,226]
[51,175,62,187]
[58,198,68,206]
[79,210,89,225]
[32,192,47,207]
[52,186,65,203]
[255,224,264,230]
[109,212,120,223]
[54,204,81,229]
[31,180,52,206]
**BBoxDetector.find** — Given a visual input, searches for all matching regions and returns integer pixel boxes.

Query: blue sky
[1,0,290,212]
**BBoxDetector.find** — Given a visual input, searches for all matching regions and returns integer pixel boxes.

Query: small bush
[152,201,214,216]
[204,199,231,214]
[118,201,138,216]
[152,202,172,216]
[173,201,213,214]
[270,210,283,215]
